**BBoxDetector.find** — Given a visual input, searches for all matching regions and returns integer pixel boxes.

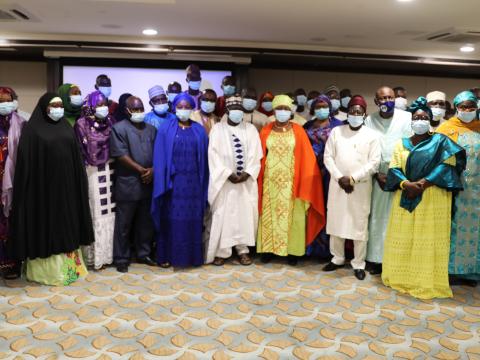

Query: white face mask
[431,107,446,121]
[347,115,364,128]
[228,109,244,124]
[411,120,430,135]
[395,97,408,110]
[48,107,64,122]
[275,110,291,123]
[176,109,192,122]
[130,112,145,123]
[70,95,83,107]
[296,95,307,106]
[457,110,477,123]
[0,101,15,116]
[95,105,109,119]
[341,97,351,109]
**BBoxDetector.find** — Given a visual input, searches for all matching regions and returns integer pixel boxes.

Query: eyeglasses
[412,116,430,121]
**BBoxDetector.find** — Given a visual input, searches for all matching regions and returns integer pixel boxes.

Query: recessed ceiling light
[460,44,475,53]
[142,29,158,36]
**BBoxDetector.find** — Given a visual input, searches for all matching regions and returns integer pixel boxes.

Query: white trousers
[330,236,367,270]
[216,245,249,259]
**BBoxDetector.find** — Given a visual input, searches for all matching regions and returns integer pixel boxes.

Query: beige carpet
[0,259,479,359]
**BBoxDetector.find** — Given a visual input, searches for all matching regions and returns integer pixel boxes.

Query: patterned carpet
[0,258,479,360]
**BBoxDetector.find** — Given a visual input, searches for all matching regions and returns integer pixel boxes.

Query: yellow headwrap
[272,94,293,109]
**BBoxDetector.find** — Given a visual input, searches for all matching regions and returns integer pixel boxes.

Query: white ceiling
[1,0,479,60]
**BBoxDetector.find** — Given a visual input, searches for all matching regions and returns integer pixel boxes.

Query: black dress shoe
[368,263,382,275]
[354,269,366,280]
[287,255,298,266]
[449,275,478,287]
[116,264,128,273]
[137,256,156,266]
[322,262,344,272]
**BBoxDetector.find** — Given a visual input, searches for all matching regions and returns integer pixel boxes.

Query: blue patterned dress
[156,127,204,267]
[449,131,480,279]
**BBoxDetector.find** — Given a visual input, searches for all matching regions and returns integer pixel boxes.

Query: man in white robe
[323,95,381,280]
[364,86,412,275]
[206,96,263,265]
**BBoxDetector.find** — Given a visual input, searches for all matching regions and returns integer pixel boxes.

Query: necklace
[274,122,290,132]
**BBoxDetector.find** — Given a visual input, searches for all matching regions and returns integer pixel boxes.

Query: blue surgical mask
[48,107,64,122]
[95,106,109,119]
[0,102,15,116]
[98,86,111,98]
[297,95,307,106]
[411,120,430,135]
[275,110,291,123]
[262,101,273,112]
[307,99,314,109]
[457,110,476,123]
[314,108,330,120]
[70,95,83,107]
[330,99,341,112]
[130,112,145,123]
[201,100,215,114]
[242,98,257,111]
[188,81,201,91]
[168,93,179,103]
[154,103,169,115]
[431,107,446,121]
[347,115,364,128]
[229,109,244,124]
[341,97,351,109]
[379,100,395,114]
[176,109,192,122]
[223,85,236,96]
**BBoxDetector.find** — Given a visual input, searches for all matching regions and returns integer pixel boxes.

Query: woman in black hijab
[9,92,94,285]
[112,92,133,122]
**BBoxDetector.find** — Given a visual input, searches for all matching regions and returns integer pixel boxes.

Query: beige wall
[0,61,47,114]
[248,68,479,111]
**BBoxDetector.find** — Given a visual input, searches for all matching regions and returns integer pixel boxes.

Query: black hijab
[8,92,94,260]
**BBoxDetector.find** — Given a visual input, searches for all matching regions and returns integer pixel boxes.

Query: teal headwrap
[453,91,477,108]
[408,96,432,119]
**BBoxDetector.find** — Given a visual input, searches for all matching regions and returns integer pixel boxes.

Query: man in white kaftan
[322,95,381,280]
[206,96,263,265]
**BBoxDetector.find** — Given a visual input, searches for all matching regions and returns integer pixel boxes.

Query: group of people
[0,63,479,300]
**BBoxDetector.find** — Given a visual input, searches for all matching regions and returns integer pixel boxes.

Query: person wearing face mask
[152,93,209,269]
[322,96,381,280]
[94,74,118,116]
[426,91,447,131]
[237,88,268,132]
[166,81,182,113]
[110,96,156,273]
[206,96,262,266]
[257,95,325,266]
[382,97,466,298]
[338,88,352,122]
[9,93,93,285]
[258,91,275,117]
[303,94,343,260]
[4,87,30,121]
[183,64,202,109]
[0,87,26,279]
[58,83,83,127]
[74,91,116,270]
[214,75,236,118]
[364,86,412,276]
[305,90,320,120]
[112,93,133,122]
[294,88,310,120]
[394,86,408,111]
[144,85,176,130]
[191,89,220,136]
[323,85,343,122]
[437,90,480,287]
[267,93,306,126]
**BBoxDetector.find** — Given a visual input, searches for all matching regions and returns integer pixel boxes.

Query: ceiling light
[460,44,475,53]
[142,29,158,36]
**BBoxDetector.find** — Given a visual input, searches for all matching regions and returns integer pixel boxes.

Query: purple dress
[304,118,343,258]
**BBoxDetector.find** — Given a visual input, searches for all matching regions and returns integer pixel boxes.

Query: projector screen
[63,65,231,109]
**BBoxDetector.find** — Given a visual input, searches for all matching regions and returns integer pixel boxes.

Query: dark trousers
[113,199,154,265]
